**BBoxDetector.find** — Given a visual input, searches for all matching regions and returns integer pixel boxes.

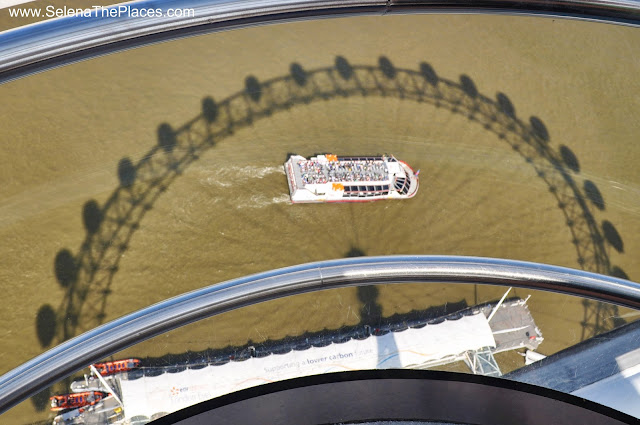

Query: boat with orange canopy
[50,391,109,411]
[92,358,141,376]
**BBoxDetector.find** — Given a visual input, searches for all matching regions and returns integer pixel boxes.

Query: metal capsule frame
[1,0,640,84]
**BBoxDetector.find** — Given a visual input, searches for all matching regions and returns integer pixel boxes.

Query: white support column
[89,365,123,408]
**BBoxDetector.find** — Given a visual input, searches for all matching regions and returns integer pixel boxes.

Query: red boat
[93,358,141,376]
[50,391,108,411]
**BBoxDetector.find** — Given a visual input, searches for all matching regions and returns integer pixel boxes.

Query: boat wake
[200,165,285,188]
[236,193,291,209]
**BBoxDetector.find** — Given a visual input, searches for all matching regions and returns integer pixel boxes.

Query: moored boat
[49,391,108,411]
[284,154,419,203]
[92,358,141,376]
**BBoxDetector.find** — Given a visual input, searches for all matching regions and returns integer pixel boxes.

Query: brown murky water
[1,14,639,423]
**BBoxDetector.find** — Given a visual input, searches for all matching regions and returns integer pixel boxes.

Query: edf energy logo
[170,386,188,397]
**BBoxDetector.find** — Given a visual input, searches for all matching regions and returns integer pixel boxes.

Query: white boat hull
[284,154,419,204]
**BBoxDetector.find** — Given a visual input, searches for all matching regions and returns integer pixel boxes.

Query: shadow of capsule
[459,74,478,99]
[202,97,218,123]
[559,145,580,173]
[335,56,353,80]
[54,249,77,288]
[584,180,605,210]
[602,220,624,253]
[290,63,308,86]
[530,116,550,142]
[158,123,177,153]
[36,304,57,347]
[30,386,52,412]
[245,76,262,102]
[496,92,515,118]
[378,56,396,79]
[82,200,102,235]
[118,157,137,188]
[345,246,365,258]
[609,265,629,280]
[420,62,438,86]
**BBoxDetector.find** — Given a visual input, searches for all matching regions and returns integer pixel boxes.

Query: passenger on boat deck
[298,159,389,184]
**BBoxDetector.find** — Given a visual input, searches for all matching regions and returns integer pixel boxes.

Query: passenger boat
[92,358,141,376]
[284,154,419,203]
[50,391,108,411]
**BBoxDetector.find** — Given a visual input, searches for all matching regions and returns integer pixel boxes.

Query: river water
[1,14,639,423]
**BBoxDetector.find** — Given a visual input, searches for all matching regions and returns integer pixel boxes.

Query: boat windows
[338,156,383,162]
[392,176,412,195]
[342,184,391,198]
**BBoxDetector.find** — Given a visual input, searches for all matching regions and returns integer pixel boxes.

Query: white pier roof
[119,312,495,420]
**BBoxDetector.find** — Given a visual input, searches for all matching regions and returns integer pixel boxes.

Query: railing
[1,255,639,414]
[1,0,640,83]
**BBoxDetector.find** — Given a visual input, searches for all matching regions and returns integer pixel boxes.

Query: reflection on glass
[10,283,634,424]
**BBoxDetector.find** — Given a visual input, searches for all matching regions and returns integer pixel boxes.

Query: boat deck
[295,156,391,186]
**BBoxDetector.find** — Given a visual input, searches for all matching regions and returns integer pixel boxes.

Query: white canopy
[120,312,495,420]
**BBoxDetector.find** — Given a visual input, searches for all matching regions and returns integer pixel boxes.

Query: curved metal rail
[1,255,640,414]
[1,0,640,84]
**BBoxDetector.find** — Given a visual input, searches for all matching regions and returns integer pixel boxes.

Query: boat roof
[288,154,403,188]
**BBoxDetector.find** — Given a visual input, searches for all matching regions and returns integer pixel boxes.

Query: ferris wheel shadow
[38,55,629,371]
